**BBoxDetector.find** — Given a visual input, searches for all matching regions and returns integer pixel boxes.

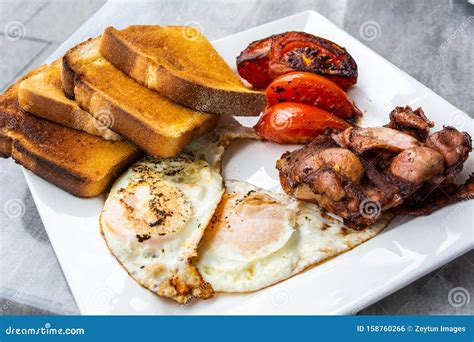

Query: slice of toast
[18,60,122,141]
[0,68,141,198]
[62,38,219,158]
[99,26,266,116]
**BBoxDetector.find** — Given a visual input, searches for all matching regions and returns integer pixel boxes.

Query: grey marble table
[0,0,473,315]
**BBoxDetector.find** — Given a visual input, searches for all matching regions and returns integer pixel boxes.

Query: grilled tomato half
[254,102,351,144]
[266,72,362,120]
[268,32,357,89]
[236,34,281,89]
[237,31,358,89]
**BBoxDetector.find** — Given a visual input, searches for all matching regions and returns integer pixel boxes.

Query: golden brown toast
[0,135,12,157]
[99,26,266,116]
[18,60,122,141]
[62,38,219,158]
[0,68,141,198]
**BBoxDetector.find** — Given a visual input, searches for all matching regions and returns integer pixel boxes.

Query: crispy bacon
[384,106,434,142]
[276,107,473,229]
[394,174,474,216]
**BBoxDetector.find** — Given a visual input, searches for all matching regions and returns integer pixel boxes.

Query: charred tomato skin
[254,102,351,144]
[236,34,282,89]
[237,31,358,90]
[268,32,358,89]
[266,71,362,120]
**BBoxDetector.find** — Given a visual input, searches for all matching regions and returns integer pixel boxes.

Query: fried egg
[196,180,392,292]
[100,125,259,303]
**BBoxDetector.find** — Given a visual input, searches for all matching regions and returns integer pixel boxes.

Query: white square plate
[24,6,474,314]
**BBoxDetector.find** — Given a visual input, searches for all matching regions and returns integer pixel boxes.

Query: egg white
[100,125,260,303]
[196,180,392,293]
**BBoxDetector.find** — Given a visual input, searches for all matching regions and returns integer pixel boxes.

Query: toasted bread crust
[61,38,102,100]
[12,138,139,198]
[0,72,141,197]
[61,38,104,101]
[61,53,78,99]
[100,27,266,116]
[73,77,218,157]
[62,38,219,158]
[19,62,122,141]
[11,140,139,197]
[0,134,12,157]
[12,141,101,197]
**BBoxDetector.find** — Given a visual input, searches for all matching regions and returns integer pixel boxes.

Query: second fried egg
[196,180,391,292]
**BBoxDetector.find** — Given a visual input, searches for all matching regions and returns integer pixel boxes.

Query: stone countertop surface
[0,0,472,315]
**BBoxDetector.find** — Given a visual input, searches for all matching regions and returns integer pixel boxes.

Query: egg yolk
[102,180,193,240]
[204,192,295,260]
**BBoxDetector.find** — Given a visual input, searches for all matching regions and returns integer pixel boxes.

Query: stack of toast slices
[0,25,265,197]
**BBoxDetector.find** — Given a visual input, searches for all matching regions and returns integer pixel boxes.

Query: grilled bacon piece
[394,174,474,216]
[276,133,400,229]
[384,106,434,142]
[276,107,473,229]
[426,126,472,167]
[335,127,421,155]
